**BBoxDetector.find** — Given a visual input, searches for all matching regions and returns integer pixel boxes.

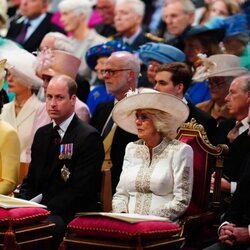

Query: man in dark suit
[204,104,250,250]
[94,0,117,38]
[154,62,217,143]
[19,75,104,247]
[90,51,139,194]
[112,0,163,88]
[6,0,65,53]
[212,74,250,203]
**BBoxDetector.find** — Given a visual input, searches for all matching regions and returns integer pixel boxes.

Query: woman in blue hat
[85,40,132,115]
[182,25,223,105]
[137,42,186,86]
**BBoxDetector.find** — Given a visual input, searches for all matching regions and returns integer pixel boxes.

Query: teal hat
[137,42,186,66]
[86,40,132,70]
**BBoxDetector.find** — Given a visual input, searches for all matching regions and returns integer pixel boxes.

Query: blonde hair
[139,109,178,140]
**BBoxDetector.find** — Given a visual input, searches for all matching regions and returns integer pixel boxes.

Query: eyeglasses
[103,69,132,77]
[208,78,227,88]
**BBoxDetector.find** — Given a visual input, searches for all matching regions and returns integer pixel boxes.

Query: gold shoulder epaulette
[145,33,164,42]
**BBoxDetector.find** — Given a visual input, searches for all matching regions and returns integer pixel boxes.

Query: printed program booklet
[0,195,47,209]
[75,212,169,223]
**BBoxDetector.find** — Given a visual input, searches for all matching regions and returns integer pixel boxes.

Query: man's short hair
[239,73,250,93]
[157,62,192,94]
[50,75,77,97]
[116,0,145,17]
[164,0,195,14]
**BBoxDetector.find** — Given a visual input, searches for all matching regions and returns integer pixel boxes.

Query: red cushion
[0,207,50,227]
[68,216,181,242]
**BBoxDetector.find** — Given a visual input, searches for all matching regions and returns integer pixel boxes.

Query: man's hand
[232,227,250,245]
[210,173,230,192]
[219,224,236,246]
[221,178,231,192]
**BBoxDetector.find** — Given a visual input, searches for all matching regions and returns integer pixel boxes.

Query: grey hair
[238,73,250,92]
[43,32,74,53]
[164,0,195,14]
[110,51,141,83]
[141,109,178,140]
[116,0,145,16]
[58,0,93,21]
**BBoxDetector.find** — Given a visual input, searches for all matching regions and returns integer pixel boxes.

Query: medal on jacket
[59,143,73,160]
[61,165,70,182]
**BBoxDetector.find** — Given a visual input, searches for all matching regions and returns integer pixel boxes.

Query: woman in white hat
[0,59,20,195]
[1,48,43,163]
[112,89,193,221]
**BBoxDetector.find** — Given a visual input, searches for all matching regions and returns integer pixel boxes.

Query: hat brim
[112,92,189,135]
[86,53,110,71]
[139,50,185,66]
[193,67,248,81]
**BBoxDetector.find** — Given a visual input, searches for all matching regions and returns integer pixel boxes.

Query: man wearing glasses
[90,51,139,194]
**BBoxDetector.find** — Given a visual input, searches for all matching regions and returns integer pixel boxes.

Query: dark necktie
[101,115,114,139]
[227,121,243,143]
[16,21,30,44]
[52,125,61,145]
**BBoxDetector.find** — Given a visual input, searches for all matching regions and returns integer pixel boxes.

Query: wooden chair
[176,118,228,249]
[18,163,30,185]
[61,119,228,250]
[0,221,55,250]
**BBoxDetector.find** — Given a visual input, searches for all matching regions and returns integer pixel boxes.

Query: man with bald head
[91,51,139,193]
[19,75,104,247]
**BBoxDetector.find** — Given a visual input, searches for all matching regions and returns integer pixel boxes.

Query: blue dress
[185,80,211,105]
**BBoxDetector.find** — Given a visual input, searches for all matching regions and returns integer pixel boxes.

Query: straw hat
[36,49,81,79]
[137,42,186,66]
[112,88,189,135]
[193,54,248,82]
[0,48,43,89]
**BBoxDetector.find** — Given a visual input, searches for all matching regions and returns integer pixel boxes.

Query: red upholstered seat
[62,215,184,249]
[68,215,181,242]
[176,119,228,249]
[0,207,54,249]
[0,207,50,227]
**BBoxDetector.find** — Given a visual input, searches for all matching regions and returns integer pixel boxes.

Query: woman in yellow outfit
[0,59,20,195]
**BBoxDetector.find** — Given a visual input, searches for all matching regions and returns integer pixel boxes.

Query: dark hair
[156,62,192,93]
[67,76,77,97]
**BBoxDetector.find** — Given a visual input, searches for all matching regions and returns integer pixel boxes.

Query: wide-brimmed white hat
[0,48,43,89]
[193,54,248,82]
[112,88,189,135]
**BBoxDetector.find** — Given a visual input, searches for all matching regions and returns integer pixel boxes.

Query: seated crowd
[0,0,250,249]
